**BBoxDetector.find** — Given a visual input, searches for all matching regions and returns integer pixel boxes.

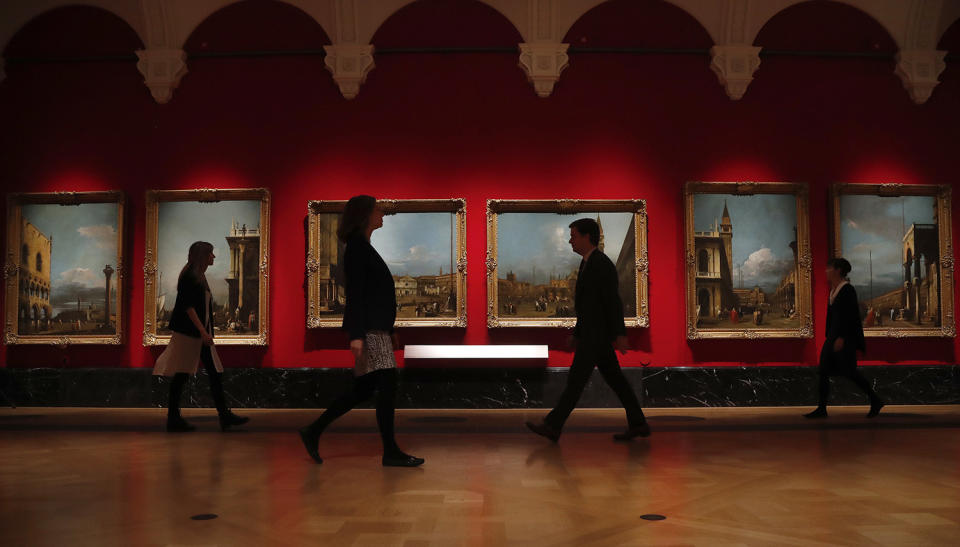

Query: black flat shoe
[219,411,250,431]
[382,453,424,467]
[166,418,196,433]
[867,401,885,418]
[804,408,828,419]
[298,427,323,464]
[613,422,651,441]
[525,421,560,442]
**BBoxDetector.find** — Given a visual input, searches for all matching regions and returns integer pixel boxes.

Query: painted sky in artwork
[693,193,798,294]
[21,203,118,315]
[157,200,261,304]
[839,194,936,298]
[497,212,633,284]
[371,212,456,277]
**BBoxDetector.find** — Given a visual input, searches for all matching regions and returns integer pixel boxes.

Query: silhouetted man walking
[526,218,650,442]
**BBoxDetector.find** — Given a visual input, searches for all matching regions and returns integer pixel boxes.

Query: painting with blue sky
[837,194,941,329]
[839,195,936,299]
[497,212,632,285]
[694,194,798,294]
[372,213,456,276]
[19,202,119,333]
[157,200,261,306]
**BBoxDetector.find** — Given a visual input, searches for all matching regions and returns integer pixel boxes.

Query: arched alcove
[371,0,522,49]
[563,0,713,50]
[3,5,143,59]
[754,0,896,54]
[183,0,331,54]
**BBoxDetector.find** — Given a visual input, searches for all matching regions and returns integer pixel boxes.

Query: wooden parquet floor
[1,406,959,546]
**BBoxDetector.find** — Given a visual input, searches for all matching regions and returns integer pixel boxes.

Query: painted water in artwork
[18,203,119,335]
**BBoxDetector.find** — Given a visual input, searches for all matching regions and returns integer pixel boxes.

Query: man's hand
[349,339,363,360]
[614,335,630,355]
[833,337,844,352]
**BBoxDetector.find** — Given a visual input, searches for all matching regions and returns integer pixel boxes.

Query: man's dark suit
[544,249,646,430]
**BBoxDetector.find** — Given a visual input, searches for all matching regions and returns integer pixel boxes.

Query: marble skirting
[0,366,958,408]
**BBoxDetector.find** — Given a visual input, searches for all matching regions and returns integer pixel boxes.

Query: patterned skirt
[355,330,397,376]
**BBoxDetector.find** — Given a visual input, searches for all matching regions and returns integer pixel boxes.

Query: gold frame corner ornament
[829,182,955,338]
[485,199,650,328]
[4,191,127,346]
[143,188,270,346]
[684,182,813,340]
[306,198,468,329]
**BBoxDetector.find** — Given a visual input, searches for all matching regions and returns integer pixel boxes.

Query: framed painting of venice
[144,188,270,346]
[306,199,467,328]
[4,191,126,345]
[486,199,649,328]
[830,184,955,338]
[684,182,813,339]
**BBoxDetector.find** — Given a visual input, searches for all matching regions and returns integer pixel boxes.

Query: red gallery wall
[1,0,958,371]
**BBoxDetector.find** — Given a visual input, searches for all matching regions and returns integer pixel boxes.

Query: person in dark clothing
[526,218,650,442]
[299,195,423,467]
[153,241,249,432]
[805,257,884,419]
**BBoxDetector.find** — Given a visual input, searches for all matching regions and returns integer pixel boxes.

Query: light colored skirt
[153,332,224,377]
[355,330,397,376]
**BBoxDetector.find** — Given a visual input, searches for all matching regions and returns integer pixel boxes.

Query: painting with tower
[4,192,125,344]
[685,182,812,338]
[143,188,270,345]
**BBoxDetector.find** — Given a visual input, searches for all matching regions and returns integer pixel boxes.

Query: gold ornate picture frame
[486,199,649,328]
[144,188,270,346]
[684,182,813,339]
[307,199,467,328]
[4,191,126,346]
[830,183,955,338]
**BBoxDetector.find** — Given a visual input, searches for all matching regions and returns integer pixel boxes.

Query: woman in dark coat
[804,258,884,419]
[153,241,249,432]
[298,195,424,467]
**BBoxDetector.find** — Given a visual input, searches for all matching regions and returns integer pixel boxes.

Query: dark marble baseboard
[0,366,958,408]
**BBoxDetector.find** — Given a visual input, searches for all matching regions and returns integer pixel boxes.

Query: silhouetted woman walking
[153,241,249,432]
[805,257,884,419]
[299,196,424,467]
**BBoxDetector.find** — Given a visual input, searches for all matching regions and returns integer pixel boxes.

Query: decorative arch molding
[0,0,956,101]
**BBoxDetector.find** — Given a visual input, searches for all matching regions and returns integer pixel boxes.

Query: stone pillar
[103,264,114,327]
[709,45,761,100]
[135,48,188,104]
[518,43,569,98]
[895,49,947,104]
[323,44,375,100]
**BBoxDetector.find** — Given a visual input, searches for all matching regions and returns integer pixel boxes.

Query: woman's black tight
[167,346,227,420]
[305,369,400,455]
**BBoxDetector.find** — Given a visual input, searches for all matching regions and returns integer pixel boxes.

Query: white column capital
[518,42,569,98]
[135,48,187,104]
[895,49,947,104]
[323,44,375,100]
[709,44,761,100]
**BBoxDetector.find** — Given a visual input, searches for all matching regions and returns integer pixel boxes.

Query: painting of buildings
[692,194,802,330]
[309,207,463,324]
[837,193,943,330]
[155,200,262,335]
[16,202,120,336]
[494,212,637,320]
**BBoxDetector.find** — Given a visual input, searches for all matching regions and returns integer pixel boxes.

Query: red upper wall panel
[563,0,713,49]
[3,5,143,57]
[371,0,522,48]
[754,0,897,53]
[184,0,331,53]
